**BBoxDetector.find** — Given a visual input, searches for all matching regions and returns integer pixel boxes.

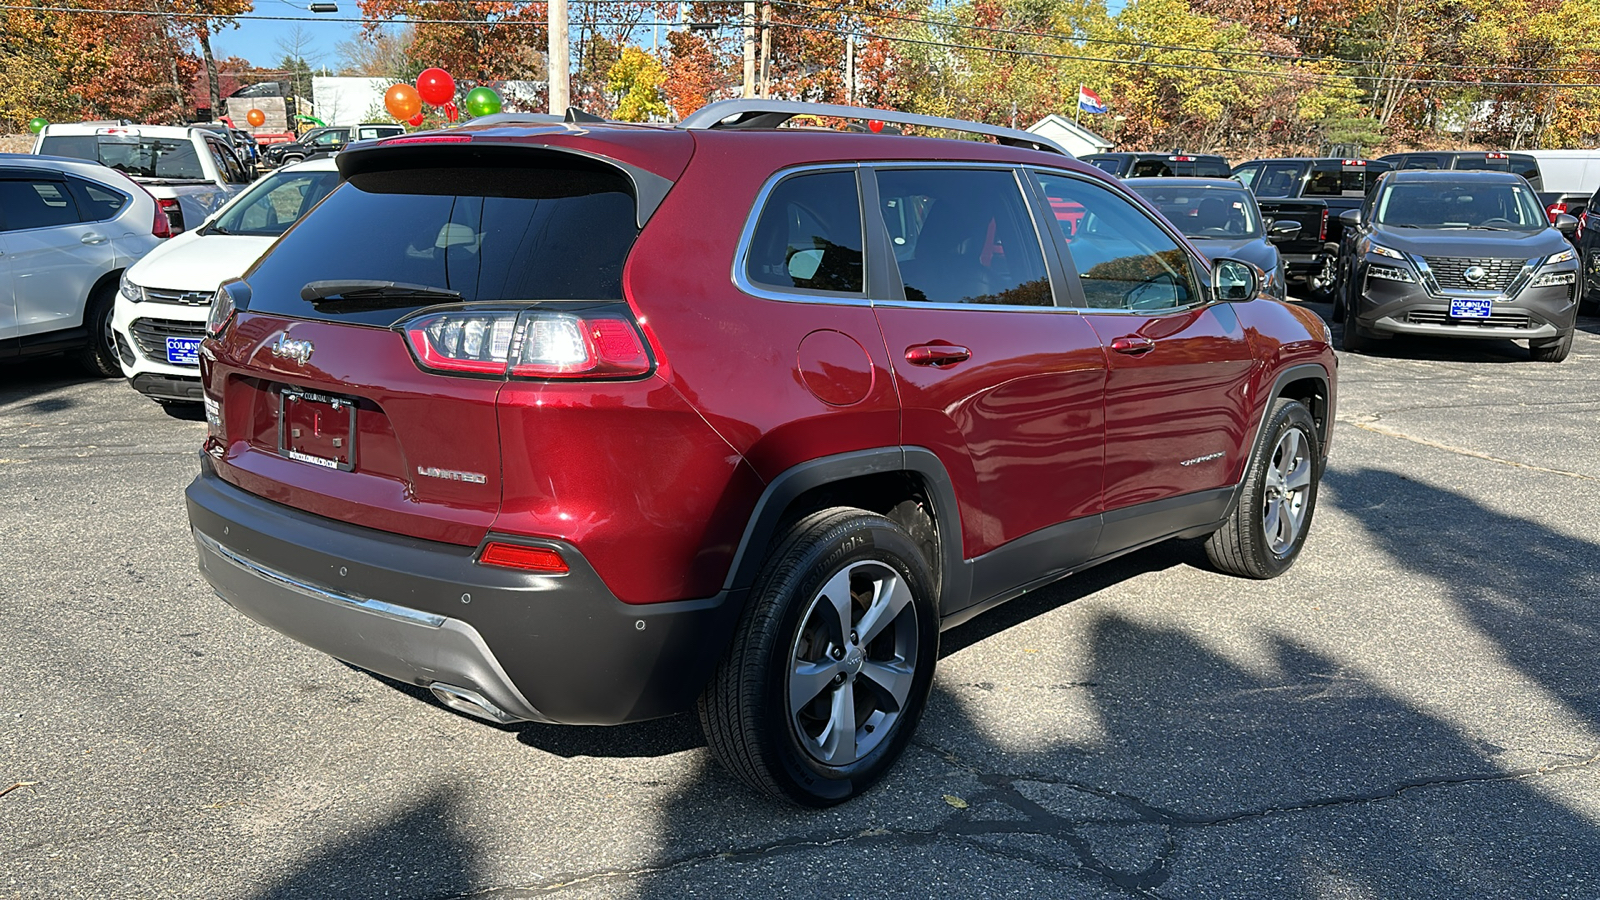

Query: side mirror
[1555,213,1579,236]
[1268,219,1301,243]
[1339,208,1362,228]
[1212,258,1260,302]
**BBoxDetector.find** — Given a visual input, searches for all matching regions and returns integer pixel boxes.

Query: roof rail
[676,99,1071,156]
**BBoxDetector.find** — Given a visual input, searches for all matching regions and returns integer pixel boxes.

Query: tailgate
[206,139,682,547]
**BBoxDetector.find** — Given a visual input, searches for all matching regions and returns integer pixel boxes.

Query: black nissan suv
[1333,170,1580,361]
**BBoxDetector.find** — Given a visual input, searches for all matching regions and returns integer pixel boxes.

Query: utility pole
[743,1,756,98]
[758,1,772,99]
[549,0,570,113]
[844,33,854,106]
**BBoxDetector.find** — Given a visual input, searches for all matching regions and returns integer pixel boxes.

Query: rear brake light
[157,198,183,233]
[402,308,651,379]
[381,135,472,146]
[1341,159,1366,167]
[1486,152,1508,159]
[479,542,569,573]
[1319,208,1329,243]
[1547,201,1568,225]
[1170,155,1195,161]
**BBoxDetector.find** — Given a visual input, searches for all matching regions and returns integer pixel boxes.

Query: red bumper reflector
[479,542,569,574]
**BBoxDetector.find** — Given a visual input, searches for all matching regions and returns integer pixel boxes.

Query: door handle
[905,343,972,367]
[80,233,107,245]
[1110,336,1155,355]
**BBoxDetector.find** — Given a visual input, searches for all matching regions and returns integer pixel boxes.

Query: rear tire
[75,282,119,377]
[1529,330,1573,363]
[699,507,938,807]
[1306,245,1339,303]
[1206,398,1321,579]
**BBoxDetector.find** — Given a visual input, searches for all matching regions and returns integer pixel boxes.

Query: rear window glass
[1129,159,1174,178]
[1253,163,1303,198]
[40,134,205,181]
[1084,157,1126,176]
[1193,160,1231,177]
[244,163,640,327]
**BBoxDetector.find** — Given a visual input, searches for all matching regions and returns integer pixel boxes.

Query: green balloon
[27,117,47,134]
[464,87,502,118]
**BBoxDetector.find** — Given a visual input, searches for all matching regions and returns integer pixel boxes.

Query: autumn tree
[607,46,669,120]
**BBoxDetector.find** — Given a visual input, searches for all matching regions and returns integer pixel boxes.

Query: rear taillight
[1547,201,1568,225]
[478,542,569,574]
[1319,208,1329,243]
[208,279,246,338]
[152,204,172,239]
[158,198,183,233]
[402,308,651,379]
[1579,211,1589,239]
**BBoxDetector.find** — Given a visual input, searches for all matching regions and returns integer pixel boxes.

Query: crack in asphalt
[437,744,1600,899]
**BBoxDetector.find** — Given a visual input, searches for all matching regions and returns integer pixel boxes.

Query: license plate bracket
[277,387,357,471]
[165,336,201,366]
[1449,298,1493,319]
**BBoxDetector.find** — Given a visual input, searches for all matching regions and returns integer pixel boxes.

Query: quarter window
[1033,172,1201,311]
[67,177,128,222]
[874,168,1051,306]
[745,170,864,294]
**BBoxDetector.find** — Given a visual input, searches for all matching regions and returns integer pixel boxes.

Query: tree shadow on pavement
[251,787,475,900]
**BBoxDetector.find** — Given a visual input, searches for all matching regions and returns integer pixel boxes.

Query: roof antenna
[565,107,605,124]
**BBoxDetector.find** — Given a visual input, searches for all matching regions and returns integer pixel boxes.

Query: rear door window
[66,176,128,222]
[244,160,641,327]
[0,178,81,231]
[744,170,864,294]
[874,167,1052,306]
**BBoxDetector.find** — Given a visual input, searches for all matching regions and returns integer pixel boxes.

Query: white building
[1028,115,1115,157]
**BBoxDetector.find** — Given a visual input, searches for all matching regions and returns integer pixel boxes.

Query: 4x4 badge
[271,334,314,365]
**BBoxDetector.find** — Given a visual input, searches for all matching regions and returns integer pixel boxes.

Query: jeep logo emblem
[1463,265,1488,284]
[270,334,314,365]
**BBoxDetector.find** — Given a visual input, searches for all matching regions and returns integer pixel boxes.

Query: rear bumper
[186,459,745,725]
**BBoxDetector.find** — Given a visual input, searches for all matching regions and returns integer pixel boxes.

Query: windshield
[1375,180,1547,231]
[212,169,340,237]
[39,134,205,180]
[1130,185,1261,238]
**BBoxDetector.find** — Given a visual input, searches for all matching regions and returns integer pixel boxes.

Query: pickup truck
[1231,157,1392,300]
[33,123,251,234]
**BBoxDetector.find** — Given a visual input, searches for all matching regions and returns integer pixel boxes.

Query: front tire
[1206,398,1321,579]
[75,282,120,377]
[1340,318,1377,354]
[1529,330,1573,363]
[699,508,938,807]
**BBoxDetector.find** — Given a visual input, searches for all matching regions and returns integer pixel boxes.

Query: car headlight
[1545,248,1576,265]
[1360,238,1405,260]
[1532,271,1576,288]
[119,271,143,303]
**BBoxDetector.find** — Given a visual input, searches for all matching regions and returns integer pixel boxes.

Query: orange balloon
[246,108,265,127]
[384,84,422,122]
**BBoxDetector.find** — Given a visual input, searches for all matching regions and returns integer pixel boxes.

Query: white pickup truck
[33,123,251,234]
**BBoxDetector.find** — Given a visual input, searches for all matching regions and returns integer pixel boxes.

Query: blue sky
[210,2,365,69]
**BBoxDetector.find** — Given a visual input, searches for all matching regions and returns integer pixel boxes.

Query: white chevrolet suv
[114,157,340,404]
[0,154,168,375]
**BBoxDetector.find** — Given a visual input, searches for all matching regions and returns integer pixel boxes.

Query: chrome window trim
[1026,165,1215,315]
[731,163,873,307]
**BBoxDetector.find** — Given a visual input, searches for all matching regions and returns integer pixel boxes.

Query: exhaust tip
[429,682,523,725]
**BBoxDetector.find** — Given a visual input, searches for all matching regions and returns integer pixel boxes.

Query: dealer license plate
[277,387,356,471]
[165,336,201,365]
[1449,298,1492,319]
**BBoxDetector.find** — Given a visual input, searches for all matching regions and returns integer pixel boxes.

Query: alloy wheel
[1262,427,1313,555]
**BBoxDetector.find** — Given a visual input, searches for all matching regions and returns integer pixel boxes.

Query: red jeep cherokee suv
[187,100,1336,806]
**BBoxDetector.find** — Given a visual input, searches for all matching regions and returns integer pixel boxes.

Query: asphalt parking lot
[5,301,1600,900]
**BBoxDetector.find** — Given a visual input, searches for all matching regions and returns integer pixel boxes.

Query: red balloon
[385,83,422,121]
[416,68,456,107]
[443,102,459,123]
[408,112,426,127]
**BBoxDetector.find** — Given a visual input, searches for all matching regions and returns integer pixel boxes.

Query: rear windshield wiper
[301,280,462,306]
